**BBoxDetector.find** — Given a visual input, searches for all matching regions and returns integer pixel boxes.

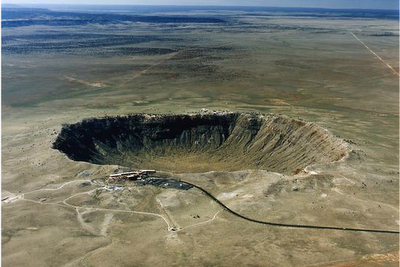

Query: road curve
[182,180,400,234]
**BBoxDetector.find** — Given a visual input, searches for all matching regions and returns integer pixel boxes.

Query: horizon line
[2,3,399,11]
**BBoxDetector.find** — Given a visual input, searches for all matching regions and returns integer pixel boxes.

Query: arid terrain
[1,5,399,267]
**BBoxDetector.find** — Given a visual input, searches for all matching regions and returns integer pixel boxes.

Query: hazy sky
[3,0,399,10]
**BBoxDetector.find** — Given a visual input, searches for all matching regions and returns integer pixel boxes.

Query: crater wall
[53,112,348,173]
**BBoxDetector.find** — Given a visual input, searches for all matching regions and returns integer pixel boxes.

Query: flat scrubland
[2,6,399,267]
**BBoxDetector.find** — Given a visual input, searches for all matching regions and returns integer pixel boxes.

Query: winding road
[182,180,400,234]
[5,178,399,234]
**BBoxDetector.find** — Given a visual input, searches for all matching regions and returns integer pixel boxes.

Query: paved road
[182,180,400,234]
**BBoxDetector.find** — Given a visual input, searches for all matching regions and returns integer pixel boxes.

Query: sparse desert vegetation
[1,4,399,267]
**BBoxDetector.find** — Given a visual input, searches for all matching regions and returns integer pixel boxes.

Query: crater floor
[53,111,348,174]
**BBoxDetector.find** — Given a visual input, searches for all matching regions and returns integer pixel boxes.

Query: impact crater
[53,111,348,173]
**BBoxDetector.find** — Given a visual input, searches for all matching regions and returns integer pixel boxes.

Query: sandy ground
[2,9,399,267]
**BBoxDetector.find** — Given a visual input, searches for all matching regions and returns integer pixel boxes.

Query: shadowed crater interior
[53,112,348,173]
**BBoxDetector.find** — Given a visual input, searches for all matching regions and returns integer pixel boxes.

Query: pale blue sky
[3,0,399,10]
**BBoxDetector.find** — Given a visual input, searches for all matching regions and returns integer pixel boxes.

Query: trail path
[350,32,399,77]
[6,177,398,234]
[3,179,221,233]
